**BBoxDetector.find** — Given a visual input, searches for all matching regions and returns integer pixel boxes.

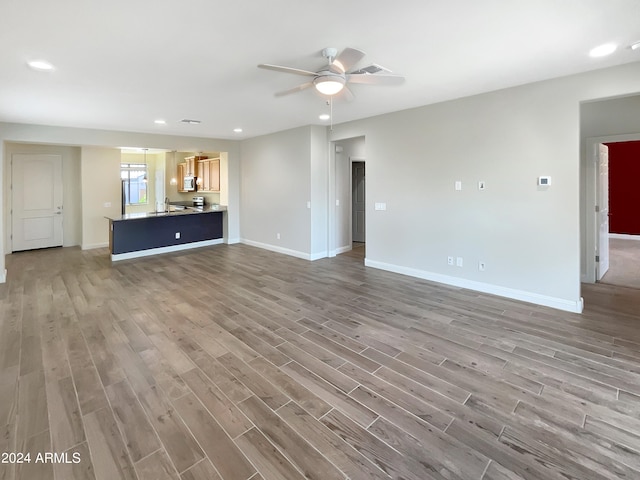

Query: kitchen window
[121,163,148,205]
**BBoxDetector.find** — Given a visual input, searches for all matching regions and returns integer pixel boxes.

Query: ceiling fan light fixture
[314,76,345,96]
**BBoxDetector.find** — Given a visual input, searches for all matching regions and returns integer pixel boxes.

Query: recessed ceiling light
[233,128,243,133]
[27,60,54,71]
[154,119,166,125]
[319,114,331,121]
[180,119,201,124]
[589,43,617,58]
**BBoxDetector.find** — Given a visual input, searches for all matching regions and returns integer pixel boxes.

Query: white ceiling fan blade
[337,86,355,102]
[331,48,365,73]
[258,64,317,77]
[275,82,314,97]
[347,73,405,85]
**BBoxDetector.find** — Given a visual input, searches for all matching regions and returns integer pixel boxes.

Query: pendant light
[142,148,148,183]
[170,150,178,185]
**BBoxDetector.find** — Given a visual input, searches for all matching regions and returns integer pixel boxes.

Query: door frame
[327,136,366,258]
[584,133,640,283]
[349,156,365,246]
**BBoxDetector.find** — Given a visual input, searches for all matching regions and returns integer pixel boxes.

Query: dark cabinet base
[109,211,223,260]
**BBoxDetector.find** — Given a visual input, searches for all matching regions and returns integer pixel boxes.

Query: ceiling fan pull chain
[330,97,333,131]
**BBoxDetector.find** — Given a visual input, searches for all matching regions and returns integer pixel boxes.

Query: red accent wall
[606,140,640,235]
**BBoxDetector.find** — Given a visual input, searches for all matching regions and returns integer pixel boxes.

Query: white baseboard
[226,237,241,245]
[609,233,640,241]
[240,239,315,261]
[111,239,223,261]
[365,259,584,314]
[328,245,352,257]
[335,245,352,255]
[310,252,328,261]
[0,269,6,283]
[82,242,109,250]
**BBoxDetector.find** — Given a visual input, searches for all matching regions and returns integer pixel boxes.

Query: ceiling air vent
[351,64,391,75]
[180,119,201,124]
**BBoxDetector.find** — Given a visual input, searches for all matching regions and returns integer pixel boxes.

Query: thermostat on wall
[538,176,551,186]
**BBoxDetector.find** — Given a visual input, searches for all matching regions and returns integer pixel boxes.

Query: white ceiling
[1,0,639,140]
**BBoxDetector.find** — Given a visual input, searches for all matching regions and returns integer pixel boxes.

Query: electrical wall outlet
[175,232,180,239]
[455,181,462,191]
[478,181,486,190]
[456,257,463,267]
[447,256,454,266]
[479,261,486,271]
[276,233,281,240]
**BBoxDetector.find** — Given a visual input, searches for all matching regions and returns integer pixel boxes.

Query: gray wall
[581,95,640,138]
[326,62,640,312]
[309,125,329,259]
[239,126,313,257]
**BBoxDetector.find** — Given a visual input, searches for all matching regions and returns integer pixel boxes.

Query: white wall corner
[226,237,241,244]
[310,252,328,261]
[0,269,6,283]
[335,245,352,255]
[364,259,584,314]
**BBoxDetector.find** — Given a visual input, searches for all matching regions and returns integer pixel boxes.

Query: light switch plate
[455,181,462,191]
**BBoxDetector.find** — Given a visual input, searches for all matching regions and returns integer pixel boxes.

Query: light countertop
[107,205,226,222]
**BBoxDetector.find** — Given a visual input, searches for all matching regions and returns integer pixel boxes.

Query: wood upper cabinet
[196,158,220,192]
[184,155,207,177]
[177,163,187,192]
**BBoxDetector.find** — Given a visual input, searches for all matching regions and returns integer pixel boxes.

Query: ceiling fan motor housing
[322,47,338,62]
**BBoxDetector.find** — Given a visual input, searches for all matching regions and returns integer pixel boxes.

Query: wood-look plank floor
[1,244,640,480]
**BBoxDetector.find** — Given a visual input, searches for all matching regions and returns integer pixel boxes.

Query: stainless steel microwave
[183,176,196,191]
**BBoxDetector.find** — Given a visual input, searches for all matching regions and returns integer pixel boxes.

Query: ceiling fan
[258,47,404,100]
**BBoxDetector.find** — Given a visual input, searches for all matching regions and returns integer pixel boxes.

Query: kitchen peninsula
[107,206,226,261]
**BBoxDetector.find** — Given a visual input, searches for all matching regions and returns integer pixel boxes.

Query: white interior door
[12,154,63,251]
[352,161,365,243]
[596,143,610,280]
